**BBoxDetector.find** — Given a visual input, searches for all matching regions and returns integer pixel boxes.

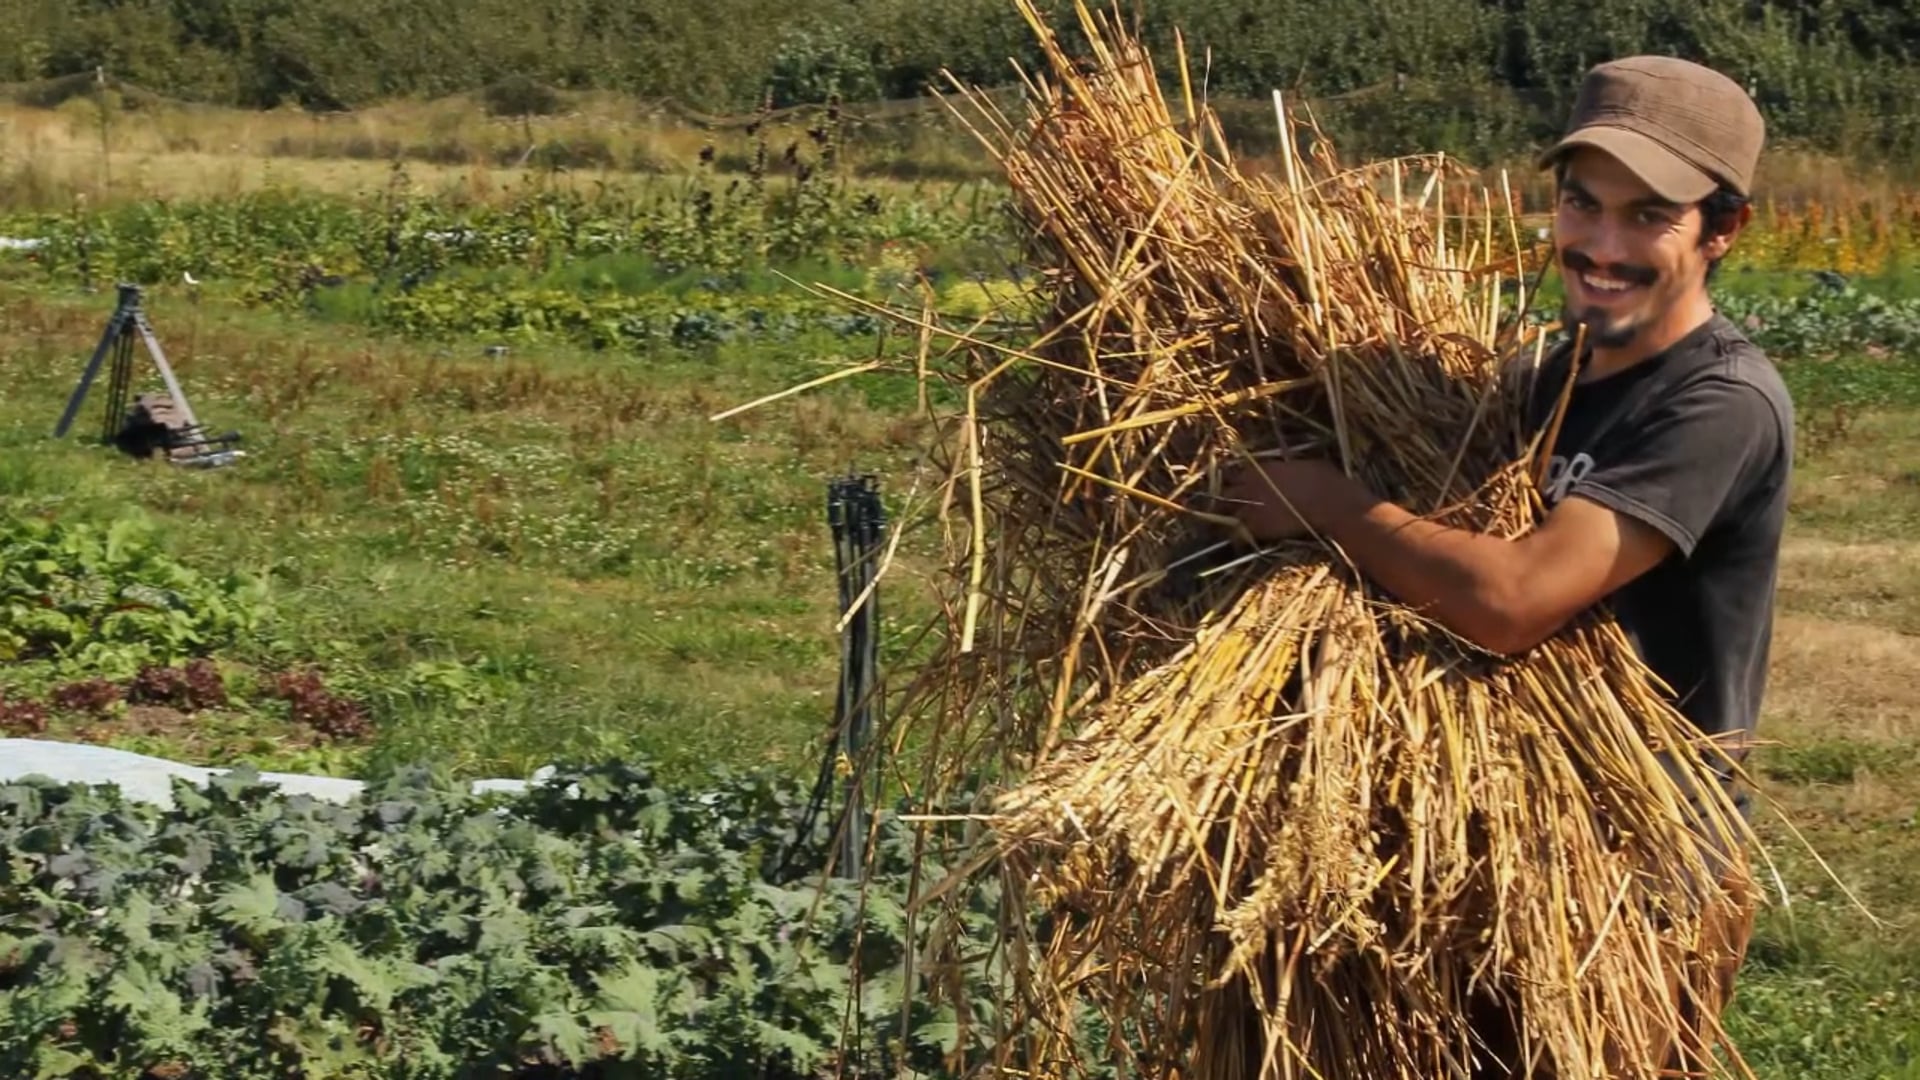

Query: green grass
[0,287,945,783]
[1731,908,1920,1078]
[1734,753,1920,1079]
[1786,410,1920,543]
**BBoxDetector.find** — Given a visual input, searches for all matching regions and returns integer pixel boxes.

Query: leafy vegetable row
[0,761,1059,1079]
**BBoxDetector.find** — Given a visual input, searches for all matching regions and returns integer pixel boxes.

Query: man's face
[1551,147,1733,350]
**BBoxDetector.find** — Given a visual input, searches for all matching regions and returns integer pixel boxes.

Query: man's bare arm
[1222,462,1674,654]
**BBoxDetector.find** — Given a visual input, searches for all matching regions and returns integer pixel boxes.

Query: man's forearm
[1299,473,1536,653]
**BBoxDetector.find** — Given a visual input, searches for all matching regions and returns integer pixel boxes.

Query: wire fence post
[827,474,886,880]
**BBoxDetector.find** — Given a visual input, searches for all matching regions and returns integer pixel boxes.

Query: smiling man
[1218,56,1794,1076]
[1224,54,1791,766]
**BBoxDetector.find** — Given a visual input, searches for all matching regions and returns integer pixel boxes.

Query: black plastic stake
[827,474,887,880]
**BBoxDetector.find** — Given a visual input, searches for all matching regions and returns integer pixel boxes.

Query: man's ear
[1702,202,1752,262]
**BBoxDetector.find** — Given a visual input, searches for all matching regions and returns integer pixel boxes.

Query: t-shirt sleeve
[1564,376,1783,557]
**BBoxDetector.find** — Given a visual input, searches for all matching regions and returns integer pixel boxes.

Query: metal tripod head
[54,283,244,468]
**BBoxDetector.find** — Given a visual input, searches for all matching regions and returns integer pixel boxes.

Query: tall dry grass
[2,76,1912,215]
[0,84,1005,208]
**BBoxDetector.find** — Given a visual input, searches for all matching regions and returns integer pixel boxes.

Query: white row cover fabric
[0,739,546,809]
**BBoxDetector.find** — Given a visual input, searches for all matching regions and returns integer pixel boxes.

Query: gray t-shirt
[1520,313,1796,799]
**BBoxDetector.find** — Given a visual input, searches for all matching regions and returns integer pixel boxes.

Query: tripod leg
[104,327,134,445]
[136,312,199,430]
[54,310,127,438]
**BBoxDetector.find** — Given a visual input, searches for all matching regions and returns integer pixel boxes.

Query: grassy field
[1,104,1918,1076]
[0,290,950,781]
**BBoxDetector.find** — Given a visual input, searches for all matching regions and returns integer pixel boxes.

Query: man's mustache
[1560,249,1658,287]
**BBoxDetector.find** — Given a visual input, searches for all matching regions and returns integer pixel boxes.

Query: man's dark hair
[1699,185,1750,281]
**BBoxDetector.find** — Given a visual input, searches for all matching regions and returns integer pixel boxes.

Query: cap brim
[1537,125,1720,203]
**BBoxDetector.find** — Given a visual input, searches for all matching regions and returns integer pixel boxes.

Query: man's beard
[1561,302,1642,348]
[1560,249,1659,349]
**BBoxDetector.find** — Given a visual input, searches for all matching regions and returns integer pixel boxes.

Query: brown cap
[1538,56,1765,202]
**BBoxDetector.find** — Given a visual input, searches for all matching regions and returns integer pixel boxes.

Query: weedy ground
[1726,407,1920,1076]
[0,127,1916,1075]
[0,290,954,780]
[0,88,1004,210]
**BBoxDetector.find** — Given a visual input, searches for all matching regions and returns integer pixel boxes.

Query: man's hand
[1215,458,1360,541]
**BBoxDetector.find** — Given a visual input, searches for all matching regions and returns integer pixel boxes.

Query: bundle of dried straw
[804,3,1783,1078]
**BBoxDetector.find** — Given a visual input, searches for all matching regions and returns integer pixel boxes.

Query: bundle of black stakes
[779,475,888,881]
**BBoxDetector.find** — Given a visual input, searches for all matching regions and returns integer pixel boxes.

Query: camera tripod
[54,283,243,468]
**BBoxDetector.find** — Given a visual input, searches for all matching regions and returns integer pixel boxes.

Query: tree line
[4,0,1918,163]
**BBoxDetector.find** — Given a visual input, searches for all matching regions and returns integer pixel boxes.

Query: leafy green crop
[1715,281,1920,361]
[2,180,1009,299]
[0,181,1015,357]
[0,761,1064,1080]
[344,277,886,352]
[0,517,268,679]
[18,184,1920,365]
